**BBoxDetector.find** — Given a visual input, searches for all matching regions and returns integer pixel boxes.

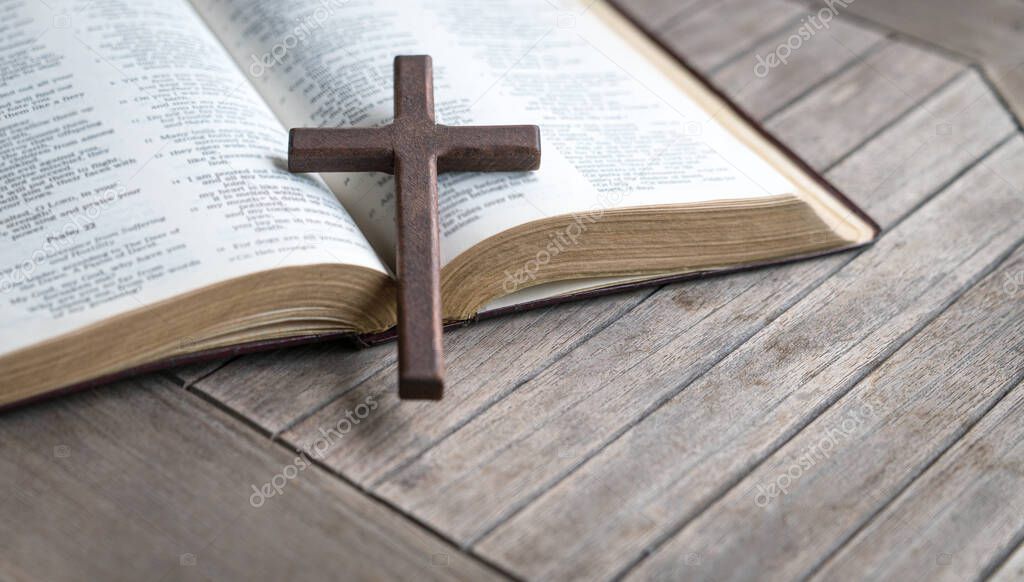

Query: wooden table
[4,1,1023,580]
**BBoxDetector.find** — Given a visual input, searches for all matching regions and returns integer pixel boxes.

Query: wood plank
[274,45,975,494]
[814,381,1024,581]
[172,359,232,386]
[767,41,963,169]
[795,0,1024,122]
[189,342,396,435]
[993,542,1024,582]
[659,0,808,72]
[985,65,1024,129]
[281,293,651,484]
[794,0,1024,60]
[714,17,887,119]
[626,244,1024,581]
[473,133,1023,580]
[620,0,716,33]
[0,376,501,582]
[477,134,1024,579]
[822,70,1013,228]
[383,75,1016,553]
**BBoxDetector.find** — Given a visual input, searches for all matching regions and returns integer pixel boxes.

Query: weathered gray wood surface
[714,17,886,119]
[0,377,500,581]
[816,369,1024,582]
[477,101,1023,582]
[793,0,1024,124]
[627,237,1024,581]
[6,1,1023,581]
[658,0,807,72]
[391,81,1016,544]
[995,543,1024,582]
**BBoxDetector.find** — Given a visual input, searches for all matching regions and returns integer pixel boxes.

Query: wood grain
[282,292,652,486]
[624,0,716,33]
[822,70,1014,228]
[376,64,1007,553]
[815,376,1024,582]
[188,342,395,435]
[659,0,807,72]
[794,0,1024,122]
[0,377,502,581]
[714,17,887,119]
[993,542,1024,582]
[628,242,1024,581]
[408,128,1024,561]
[767,41,964,169]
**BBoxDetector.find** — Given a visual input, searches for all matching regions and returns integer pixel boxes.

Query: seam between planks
[473,127,1020,570]
[655,0,721,34]
[370,30,961,497]
[780,0,975,65]
[167,357,238,390]
[370,287,661,491]
[798,237,1024,577]
[809,371,1024,581]
[457,251,860,545]
[758,34,891,121]
[182,378,276,440]
[271,354,399,439]
[168,379,522,582]
[781,0,1023,130]
[457,277,778,546]
[976,65,1024,133]
[783,0,991,72]
[704,12,811,76]
[813,67,970,172]
[983,521,1024,581]
[612,152,1024,580]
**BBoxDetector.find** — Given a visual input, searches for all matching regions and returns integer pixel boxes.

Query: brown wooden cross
[288,55,541,400]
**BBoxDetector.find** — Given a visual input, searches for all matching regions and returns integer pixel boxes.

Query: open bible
[0,0,878,407]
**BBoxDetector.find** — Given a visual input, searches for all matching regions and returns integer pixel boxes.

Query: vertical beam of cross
[289,55,541,400]
[392,56,444,399]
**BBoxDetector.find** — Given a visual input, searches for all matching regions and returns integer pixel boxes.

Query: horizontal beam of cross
[288,125,540,174]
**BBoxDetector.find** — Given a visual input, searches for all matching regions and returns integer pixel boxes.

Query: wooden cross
[288,55,541,400]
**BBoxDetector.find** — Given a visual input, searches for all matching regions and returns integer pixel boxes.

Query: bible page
[190,0,797,269]
[0,0,387,356]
